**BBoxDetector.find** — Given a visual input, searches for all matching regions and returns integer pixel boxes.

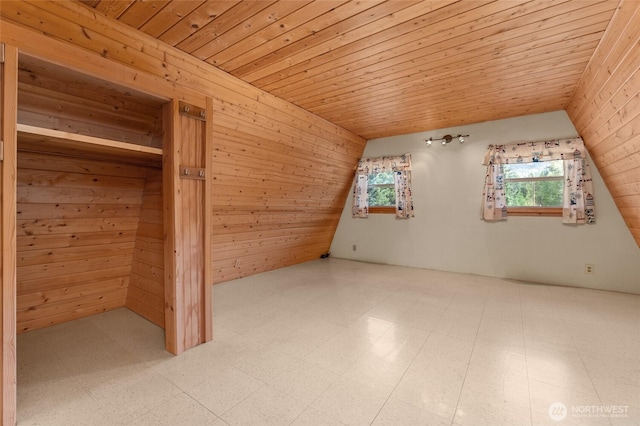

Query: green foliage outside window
[504,160,564,207]
[368,171,395,207]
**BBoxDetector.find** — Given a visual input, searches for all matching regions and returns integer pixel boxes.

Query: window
[481,138,595,224]
[352,154,413,218]
[367,171,395,213]
[503,160,563,216]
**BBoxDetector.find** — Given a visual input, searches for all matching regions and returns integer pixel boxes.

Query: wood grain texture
[0,2,363,416]
[15,152,148,333]
[126,168,164,328]
[1,43,18,426]
[566,0,640,248]
[77,0,618,140]
[17,124,162,167]
[163,100,208,354]
[0,1,365,289]
[17,55,165,148]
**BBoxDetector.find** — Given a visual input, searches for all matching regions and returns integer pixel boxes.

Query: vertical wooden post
[1,43,18,425]
[204,97,214,342]
[163,99,212,355]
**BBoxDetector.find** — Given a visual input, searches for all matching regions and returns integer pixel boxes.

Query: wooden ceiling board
[157,1,241,46]
[307,37,601,117]
[325,62,590,125]
[176,1,280,53]
[117,1,171,28]
[265,1,605,99]
[223,0,421,77]
[189,1,313,61]
[139,1,206,37]
[94,0,136,19]
[277,5,613,105]
[215,0,390,72]
[205,0,350,66]
[253,0,489,90]
[308,47,596,117]
[80,0,619,139]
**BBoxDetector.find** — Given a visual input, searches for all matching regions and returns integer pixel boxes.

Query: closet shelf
[17,124,162,165]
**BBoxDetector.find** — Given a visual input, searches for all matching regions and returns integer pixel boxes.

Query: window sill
[368,206,395,214]
[507,207,562,217]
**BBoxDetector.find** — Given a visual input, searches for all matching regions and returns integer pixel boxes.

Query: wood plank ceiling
[78,0,619,140]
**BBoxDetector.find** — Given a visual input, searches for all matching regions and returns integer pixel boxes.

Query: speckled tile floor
[17,259,640,425]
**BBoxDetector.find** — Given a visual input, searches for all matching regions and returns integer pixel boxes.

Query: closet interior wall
[15,54,166,332]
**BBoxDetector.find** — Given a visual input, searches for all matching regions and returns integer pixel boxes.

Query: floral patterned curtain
[481,138,595,224]
[352,154,414,219]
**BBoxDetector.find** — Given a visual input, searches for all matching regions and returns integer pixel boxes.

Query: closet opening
[16,54,167,336]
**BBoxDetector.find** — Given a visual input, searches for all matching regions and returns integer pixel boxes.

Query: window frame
[367,173,396,214]
[503,163,564,217]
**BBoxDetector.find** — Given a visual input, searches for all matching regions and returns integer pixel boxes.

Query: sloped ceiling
[77,0,640,248]
[79,0,619,140]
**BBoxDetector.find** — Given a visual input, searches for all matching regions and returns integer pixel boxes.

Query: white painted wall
[331,111,640,294]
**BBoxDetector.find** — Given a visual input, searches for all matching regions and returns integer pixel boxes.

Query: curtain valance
[356,154,412,173]
[483,137,587,165]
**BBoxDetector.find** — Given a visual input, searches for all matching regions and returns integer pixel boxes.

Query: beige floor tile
[18,395,115,426]
[291,406,348,426]
[365,300,416,323]
[378,323,431,350]
[185,367,265,416]
[343,352,409,392]
[454,398,532,426]
[221,384,308,426]
[303,328,379,374]
[87,368,182,421]
[15,259,640,425]
[18,374,94,424]
[348,315,395,336]
[529,380,604,420]
[311,377,392,426]
[414,331,475,365]
[395,305,444,331]
[152,343,236,390]
[392,364,465,420]
[372,397,450,426]
[526,349,596,393]
[265,327,330,359]
[130,392,223,425]
[270,360,340,405]
[232,346,299,382]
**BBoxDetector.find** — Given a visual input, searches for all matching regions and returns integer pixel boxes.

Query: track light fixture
[425,134,469,147]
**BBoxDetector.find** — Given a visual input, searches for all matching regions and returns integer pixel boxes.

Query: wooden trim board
[1,43,18,426]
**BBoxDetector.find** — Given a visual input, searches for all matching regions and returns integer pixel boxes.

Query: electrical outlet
[585,264,594,274]
[234,259,241,268]
[352,244,357,251]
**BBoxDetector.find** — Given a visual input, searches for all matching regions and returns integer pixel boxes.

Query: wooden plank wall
[17,55,164,148]
[210,118,360,283]
[126,168,164,328]
[16,152,148,333]
[0,1,366,285]
[566,0,640,247]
